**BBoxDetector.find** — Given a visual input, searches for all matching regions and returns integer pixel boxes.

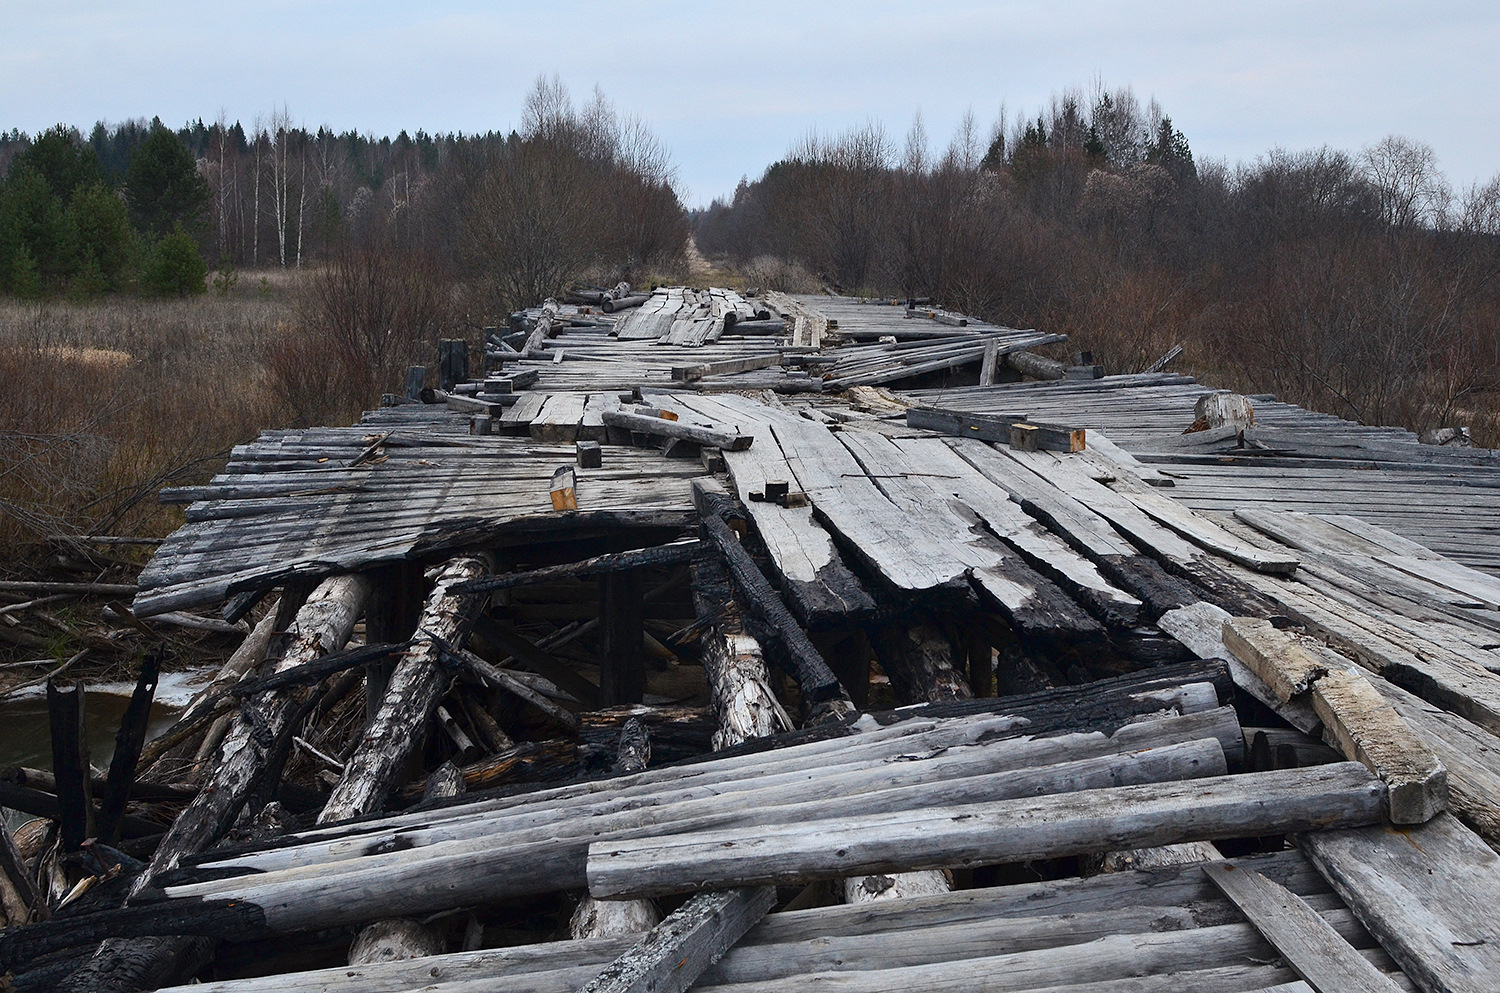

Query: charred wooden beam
[692,479,852,722]
[454,540,701,597]
[46,680,94,851]
[97,653,160,845]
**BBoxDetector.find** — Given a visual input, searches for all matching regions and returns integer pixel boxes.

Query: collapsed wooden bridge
[5,287,1500,992]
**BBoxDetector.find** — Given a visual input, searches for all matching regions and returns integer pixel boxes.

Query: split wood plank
[578,887,776,993]
[1202,861,1404,993]
[671,394,875,627]
[586,763,1386,899]
[1300,813,1500,993]
[603,409,752,450]
[531,393,589,444]
[892,436,1143,629]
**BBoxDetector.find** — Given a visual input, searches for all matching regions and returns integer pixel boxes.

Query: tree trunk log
[318,557,488,824]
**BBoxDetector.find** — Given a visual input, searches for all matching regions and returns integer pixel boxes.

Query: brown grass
[0,268,378,558]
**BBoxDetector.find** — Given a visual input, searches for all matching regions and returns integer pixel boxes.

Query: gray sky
[5,1,1496,207]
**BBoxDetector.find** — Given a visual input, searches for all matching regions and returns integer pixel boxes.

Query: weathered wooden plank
[579,887,776,993]
[672,394,875,627]
[1223,617,1329,701]
[604,409,752,450]
[1310,665,1448,824]
[1202,861,1405,993]
[530,392,588,444]
[1300,813,1500,993]
[587,764,1386,899]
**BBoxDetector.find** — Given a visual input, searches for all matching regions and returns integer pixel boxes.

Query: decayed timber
[587,763,1385,899]
[1201,861,1404,993]
[136,573,373,889]
[581,889,775,993]
[702,630,791,750]
[1221,617,1329,701]
[1300,813,1500,993]
[318,555,488,823]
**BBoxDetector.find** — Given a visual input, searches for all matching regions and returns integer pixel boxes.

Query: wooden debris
[550,466,579,511]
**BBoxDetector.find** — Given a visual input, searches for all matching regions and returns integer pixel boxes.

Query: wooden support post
[600,569,645,705]
[810,629,871,710]
[405,366,425,400]
[319,557,487,824]
[965,626,993,698]
[97,652,160,845]
[978,339,999,386]
[437,340,468,391]
[46,680,93,851]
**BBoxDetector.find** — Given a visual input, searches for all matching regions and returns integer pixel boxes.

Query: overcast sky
[5,1,1496,207]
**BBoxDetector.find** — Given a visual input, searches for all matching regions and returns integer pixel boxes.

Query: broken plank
[579,887,776,993]
[1201,861,1404,993]
[531,393,588,444]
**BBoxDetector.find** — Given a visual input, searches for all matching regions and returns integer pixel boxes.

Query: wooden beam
[587,764,1386,899]
[1222,617,1329,701]
[454,540,701,596]
[96,653,159,845]
[578,887,776,993]
[603,410,752,451]
[1310,666,1447,824]
[1202,861,1404,993]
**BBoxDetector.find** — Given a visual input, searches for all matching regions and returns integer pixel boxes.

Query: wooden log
[318,556,487,824]
[0,581,137,595]
[1191,391,1255,431]
[1201,861,1404,993]
[869,623,969,704]
[157,737,1230,940]
[703,631,790,751]
[586,764,1385,899]
[693,479,852,720]
[1004,350,1067,381]
[1300,813,1500,993]
[673,355,784,382]
[97,653,159,845]
[136,573,373,889]
[604,410,752,451]
[348,919,445,965]
[52,936,216,993]
[47,680,94,851]
[579,887,776,993]
[455,540,699,596]
[1310,666,1447,824]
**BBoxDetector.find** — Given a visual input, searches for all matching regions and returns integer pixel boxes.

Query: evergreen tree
[144,224,207,296]
[65,182,134,289]
[126,122,211,235]
[9,124,102,198]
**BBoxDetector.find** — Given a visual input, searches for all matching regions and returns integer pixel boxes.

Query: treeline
[0,78,690,307]
[696,85,1500,440]
[0,122,211,297]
